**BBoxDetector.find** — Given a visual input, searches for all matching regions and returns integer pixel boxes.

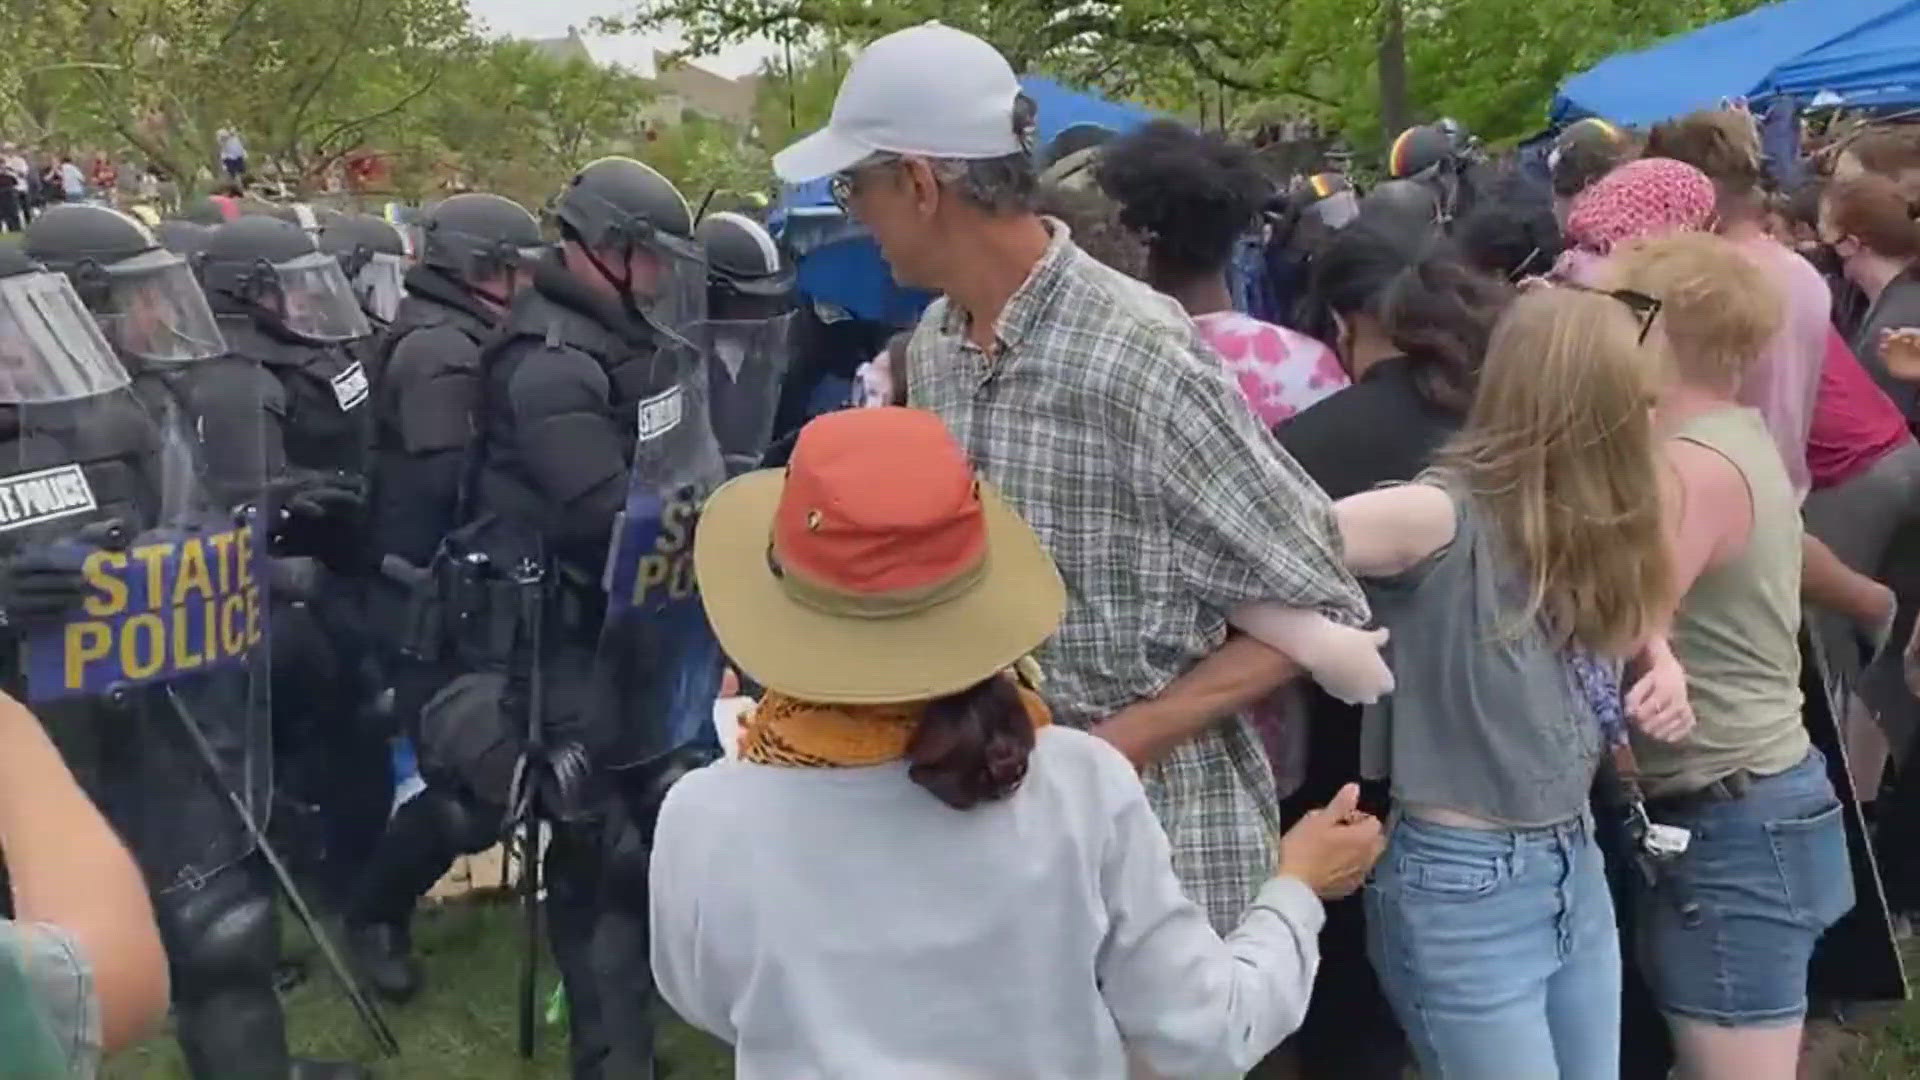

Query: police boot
[345,921,422,1004]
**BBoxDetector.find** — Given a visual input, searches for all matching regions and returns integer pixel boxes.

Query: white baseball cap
[773,24,1024,184]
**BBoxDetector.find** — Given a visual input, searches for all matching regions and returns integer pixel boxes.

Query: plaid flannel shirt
[907,223,1369,930]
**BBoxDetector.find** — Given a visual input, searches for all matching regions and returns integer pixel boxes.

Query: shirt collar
[940,218,1076,356]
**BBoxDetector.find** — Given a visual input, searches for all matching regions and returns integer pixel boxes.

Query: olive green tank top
[1634,406,1809,796]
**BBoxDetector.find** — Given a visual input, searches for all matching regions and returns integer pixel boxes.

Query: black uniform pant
[546,788,657,1080]
[273,591,392,913]
[71,683,297,1079]
[1258,700,1408,1080]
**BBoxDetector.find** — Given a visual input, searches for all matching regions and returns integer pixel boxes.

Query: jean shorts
[1633,750,1855,1027]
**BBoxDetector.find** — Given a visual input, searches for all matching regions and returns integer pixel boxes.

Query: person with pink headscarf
[1552,157,1718,285]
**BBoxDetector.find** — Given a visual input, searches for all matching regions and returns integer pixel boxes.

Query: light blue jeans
[1365,813,1621,1080]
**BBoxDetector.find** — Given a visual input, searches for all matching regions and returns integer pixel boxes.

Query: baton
[160,686,402,1058]
[512,556,548,1060]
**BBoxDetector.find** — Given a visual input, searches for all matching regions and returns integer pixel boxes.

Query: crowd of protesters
[655,22,1920,1080]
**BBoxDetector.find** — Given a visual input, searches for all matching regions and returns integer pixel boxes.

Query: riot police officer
[458,155,714,1079]
[319,213,412,330]
[343,192,542,1001]
[197,216,392,922]
[0,239,367,1079]
[695,211,797,478]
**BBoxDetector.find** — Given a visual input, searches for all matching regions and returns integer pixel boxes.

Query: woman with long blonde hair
[1328,285,1691,1079]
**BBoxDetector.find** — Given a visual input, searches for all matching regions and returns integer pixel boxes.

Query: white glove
[1294,622,1395,705]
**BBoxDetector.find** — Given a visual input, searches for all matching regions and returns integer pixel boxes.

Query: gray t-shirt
[1362,485,1601,826]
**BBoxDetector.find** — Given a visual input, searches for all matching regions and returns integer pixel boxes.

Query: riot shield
[704,312,796,478]
[4,265,275,897]
[592,341,728,770]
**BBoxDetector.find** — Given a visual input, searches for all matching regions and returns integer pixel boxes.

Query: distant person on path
[58,157,85,202]
[218,129,248,181]
[0,156,22,233]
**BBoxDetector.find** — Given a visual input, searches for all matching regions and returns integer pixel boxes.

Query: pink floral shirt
[1193,311,1348,427]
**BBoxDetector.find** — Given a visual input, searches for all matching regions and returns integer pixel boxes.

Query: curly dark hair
[1311,216,1512,414]
[1093,120,1270,281]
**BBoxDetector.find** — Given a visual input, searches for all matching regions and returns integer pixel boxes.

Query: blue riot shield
[593,356,728,770]
[3,263,274,891]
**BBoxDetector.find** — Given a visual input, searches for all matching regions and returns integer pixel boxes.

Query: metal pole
[162,687,401,1057]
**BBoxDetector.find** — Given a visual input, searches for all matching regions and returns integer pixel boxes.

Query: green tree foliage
[616,0,1773,150]
[0,0,663,202]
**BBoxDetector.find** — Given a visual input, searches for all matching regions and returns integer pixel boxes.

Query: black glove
[0,519,126,628]
[0,551,90,627]
[266,474,373,574]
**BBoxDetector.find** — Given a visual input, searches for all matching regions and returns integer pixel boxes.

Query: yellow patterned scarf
[738,677,1053,769]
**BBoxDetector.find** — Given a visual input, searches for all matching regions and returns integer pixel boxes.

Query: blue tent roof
[1552,0,1920,126]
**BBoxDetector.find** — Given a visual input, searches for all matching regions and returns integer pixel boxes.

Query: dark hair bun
[906,674,1036,810]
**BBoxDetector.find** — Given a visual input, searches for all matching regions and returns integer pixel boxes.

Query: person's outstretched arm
[1095,723,1384,1078]
[0,692,168,1053]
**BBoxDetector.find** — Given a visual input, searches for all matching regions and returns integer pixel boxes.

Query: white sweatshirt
[650,725,1325,1080]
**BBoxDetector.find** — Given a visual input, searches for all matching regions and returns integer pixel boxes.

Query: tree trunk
[1377,0,1410,151]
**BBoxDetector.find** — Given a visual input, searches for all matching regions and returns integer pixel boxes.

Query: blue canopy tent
[769,73,1155,324]
[1551,0,1920,127]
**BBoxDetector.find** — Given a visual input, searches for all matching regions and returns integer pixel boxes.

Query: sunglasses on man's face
[1556,281,1663,344]
[829,157,904,213]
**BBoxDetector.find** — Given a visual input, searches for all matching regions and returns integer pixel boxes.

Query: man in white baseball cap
[773,22,1042,294]
[773,28,1378,1045]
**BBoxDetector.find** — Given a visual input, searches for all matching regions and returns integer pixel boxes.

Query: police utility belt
[382,542,601,671]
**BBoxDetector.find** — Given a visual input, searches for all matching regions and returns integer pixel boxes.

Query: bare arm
[0,693,169,1052]
[1626,440,1751,730]
[1093,636,1300,769]
[1655,440,1753,625]
[1334,484,1457,578]
[1802,532,1895,633]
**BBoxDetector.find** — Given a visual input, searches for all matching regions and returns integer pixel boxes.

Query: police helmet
[697,212,794,321]
[320,213,411,324]
[268,202,330,236]
[155,220,213,257]
[421,192,543,282]
[553,156,694,250]
[552,157,704,325]
[25,203,159,271]
[197,216,371,343]
[0,244,133,403]
[1388,124,1458,180]
[0,243,41,280]
[1044,123,1117,169]
[24,205,228,364]
[1358,178,1443,231]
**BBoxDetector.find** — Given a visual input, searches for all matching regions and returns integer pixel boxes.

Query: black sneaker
[345,922,423,1003]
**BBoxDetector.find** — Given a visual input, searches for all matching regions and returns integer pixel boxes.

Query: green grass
[107,896,729,1079]
[100,897,1920,1079]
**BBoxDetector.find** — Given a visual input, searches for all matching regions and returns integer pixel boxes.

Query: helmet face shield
[352,252,407,323]
[635,230,708,339]
[94,249,225,363]
[0,271,133,403]
[267,252,373,342]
